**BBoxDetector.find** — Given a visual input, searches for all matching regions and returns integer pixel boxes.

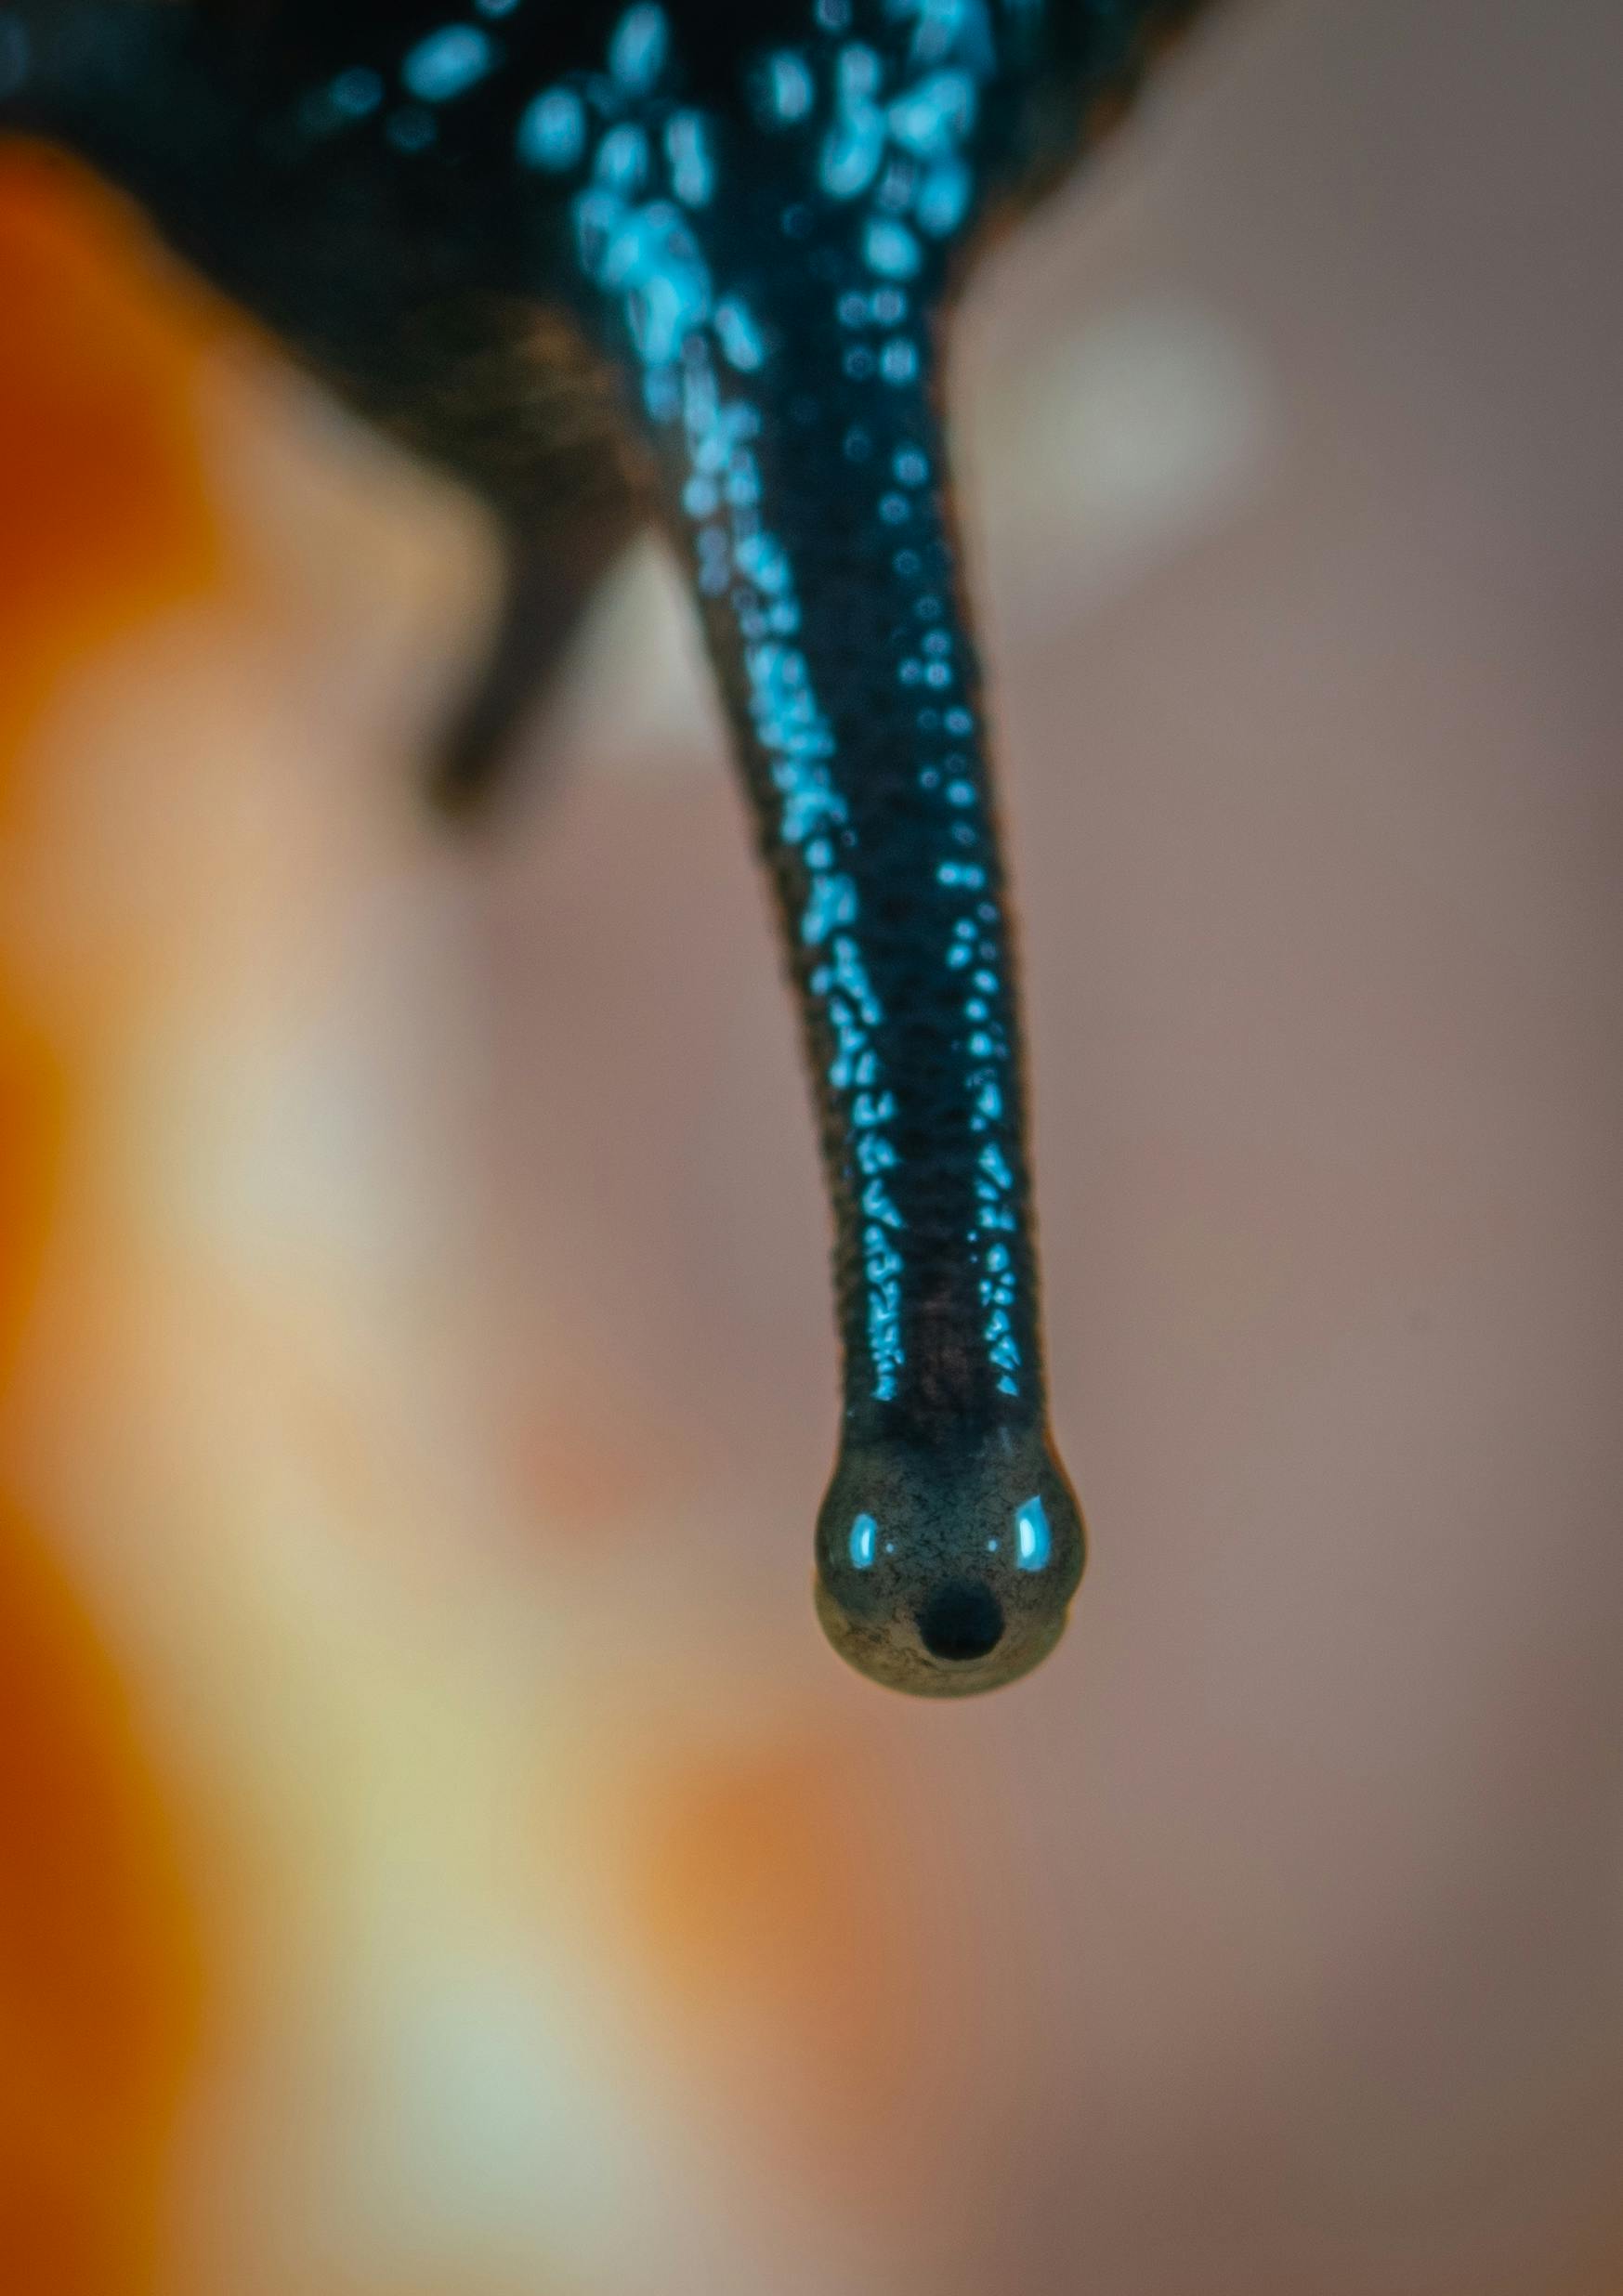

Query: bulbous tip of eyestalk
[813,1425,1085,1697]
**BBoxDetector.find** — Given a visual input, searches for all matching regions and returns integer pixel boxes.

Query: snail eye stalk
[5,0,1222,1689]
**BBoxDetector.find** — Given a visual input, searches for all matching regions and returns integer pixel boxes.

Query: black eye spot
[917,1581,1003,1663]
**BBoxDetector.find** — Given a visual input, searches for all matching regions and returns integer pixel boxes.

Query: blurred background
[3,0,1622,2289]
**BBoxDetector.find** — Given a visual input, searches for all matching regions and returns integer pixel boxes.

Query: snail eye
[1014,1496,1051,1572]
[847,1512,879,1570]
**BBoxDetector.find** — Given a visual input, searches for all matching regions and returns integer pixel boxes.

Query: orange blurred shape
[0,141,223,775]
[0,1000,60,1393]
[0,1507,201,2296]
[0,140,215,2295]
[628,1739,933,2187]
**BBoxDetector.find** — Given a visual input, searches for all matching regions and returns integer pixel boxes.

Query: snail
[2,0,1215,1692]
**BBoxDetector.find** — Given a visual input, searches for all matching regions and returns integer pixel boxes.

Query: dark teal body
[2,0,1213,1690]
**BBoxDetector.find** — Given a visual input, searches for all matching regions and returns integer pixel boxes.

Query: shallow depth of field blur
[3,2,1622,2291]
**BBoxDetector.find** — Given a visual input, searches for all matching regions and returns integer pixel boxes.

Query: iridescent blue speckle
[1014,1497,1052,1571]
[665,111,714,206]
[400,24,494,103]
[714,295,766,370]
[329,68,383,119]
[608,3,668,94]
[864,217,922,278]
[760,49,816,126]
[517,85,585,170]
